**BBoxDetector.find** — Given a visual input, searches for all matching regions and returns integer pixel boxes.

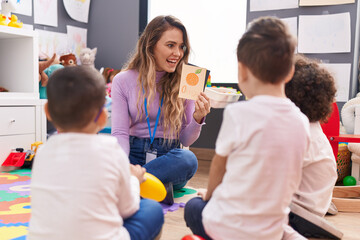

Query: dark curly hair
[285,54,337,123]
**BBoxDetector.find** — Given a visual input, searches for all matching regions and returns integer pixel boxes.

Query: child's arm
[203,153,227,201]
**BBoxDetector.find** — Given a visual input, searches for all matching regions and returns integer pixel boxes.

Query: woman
[111,15,210,200]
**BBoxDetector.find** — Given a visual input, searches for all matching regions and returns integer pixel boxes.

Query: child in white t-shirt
[184,17,310,240]
[284,54,340,239]
[28,66,164,240]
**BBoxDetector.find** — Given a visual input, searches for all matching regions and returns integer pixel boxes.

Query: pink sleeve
[179,100,204,147]
[111,74,131,155]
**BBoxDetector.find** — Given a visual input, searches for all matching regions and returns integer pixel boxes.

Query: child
[28,66,164,240]
[184,17,310,240]
[285,55,341,239]
[102,67,121,97]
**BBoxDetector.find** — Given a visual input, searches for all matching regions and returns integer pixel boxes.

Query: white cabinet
[0,26,46,164]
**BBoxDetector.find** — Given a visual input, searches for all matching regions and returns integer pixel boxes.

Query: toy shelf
[0,25,38,99]
[0,26,45,165]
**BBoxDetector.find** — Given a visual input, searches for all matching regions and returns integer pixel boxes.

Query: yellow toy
[140,172,167,202]
[0,14,7,26]
[8,14,23,28]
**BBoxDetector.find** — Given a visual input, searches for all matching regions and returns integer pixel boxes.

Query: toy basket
[336,144,351,183]
[204,87,241,108]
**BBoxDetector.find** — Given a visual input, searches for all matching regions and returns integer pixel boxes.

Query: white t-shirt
[202,96,310,240]
[28,133,140,240]
[292,122,337,217]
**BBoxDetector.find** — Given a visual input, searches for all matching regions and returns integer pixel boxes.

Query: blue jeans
[129,136,198,190]
[184,197,212,240]
[124,199,164,240]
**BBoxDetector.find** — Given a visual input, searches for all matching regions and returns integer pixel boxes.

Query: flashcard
[179,64,207,100]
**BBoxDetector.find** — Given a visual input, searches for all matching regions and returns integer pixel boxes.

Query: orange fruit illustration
[186,73,199,86]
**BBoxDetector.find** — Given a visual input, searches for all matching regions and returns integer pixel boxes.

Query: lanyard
[144,96,163,144]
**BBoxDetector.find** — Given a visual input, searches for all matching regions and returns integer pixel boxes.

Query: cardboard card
[179,64,207,100]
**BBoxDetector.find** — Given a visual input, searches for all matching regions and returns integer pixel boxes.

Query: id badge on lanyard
[144,95,163,164]
[146,149,157,164]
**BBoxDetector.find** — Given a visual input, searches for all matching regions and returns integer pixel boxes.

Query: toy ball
[182,235,206,240]
[140,172,166,202]
[343,176,357,186]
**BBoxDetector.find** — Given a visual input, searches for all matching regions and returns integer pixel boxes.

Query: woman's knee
[173,149,198,172]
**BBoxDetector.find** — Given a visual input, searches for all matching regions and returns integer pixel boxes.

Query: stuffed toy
[1,0,16,24]
[0,86,9,92]
[60,53,77,66]
[39,54,56,87]
[79,47,97,68]
[39,64,64,99]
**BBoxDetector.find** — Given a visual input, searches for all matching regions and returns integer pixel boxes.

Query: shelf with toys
[0,25,46,165]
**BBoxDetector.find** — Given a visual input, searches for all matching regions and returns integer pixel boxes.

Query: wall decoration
[63,0,91,23]
[34,0,58,27]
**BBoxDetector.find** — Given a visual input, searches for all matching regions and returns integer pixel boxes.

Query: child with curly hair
[284,54,342,239]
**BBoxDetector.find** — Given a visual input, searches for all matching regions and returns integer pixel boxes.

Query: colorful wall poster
[66,25,87,59]
[35,29,68,58]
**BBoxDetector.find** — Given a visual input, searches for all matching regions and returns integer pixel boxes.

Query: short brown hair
[237,17,296,84]
[47,66,106,130]
[285,54,337,122]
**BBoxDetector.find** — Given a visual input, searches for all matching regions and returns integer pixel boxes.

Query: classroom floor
[0,157,359,240]
[161,159,360,240]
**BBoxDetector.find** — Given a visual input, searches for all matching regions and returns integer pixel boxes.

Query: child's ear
[284,64,295,83]
[44,102,52,122]
[96,108,108,129]
[238,62,248,83]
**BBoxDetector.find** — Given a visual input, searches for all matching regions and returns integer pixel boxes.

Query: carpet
[0,169,31,240]
[0,169,198,239]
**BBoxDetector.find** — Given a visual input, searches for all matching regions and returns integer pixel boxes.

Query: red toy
[2,150,26,167]
[182,235,205,240]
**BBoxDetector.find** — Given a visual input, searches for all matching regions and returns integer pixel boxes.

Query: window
[148,0,247,84]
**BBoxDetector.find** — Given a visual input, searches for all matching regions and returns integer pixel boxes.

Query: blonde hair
[125,15,190,140]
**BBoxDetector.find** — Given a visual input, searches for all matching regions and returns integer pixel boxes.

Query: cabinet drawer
[0,107,35,136]
[0,134,36,164]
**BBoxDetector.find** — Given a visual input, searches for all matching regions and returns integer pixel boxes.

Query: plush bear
[60,53,77,66]
[79,47,97,68]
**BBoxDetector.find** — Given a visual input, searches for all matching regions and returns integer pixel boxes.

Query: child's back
[286,55,337,217]
[29,134,137,239]
[202,96,309,239]
[28,66,164,240]
[284,55,340,239]
[184,17,310,240]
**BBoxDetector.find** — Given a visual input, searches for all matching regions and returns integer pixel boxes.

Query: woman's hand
[130,164,146,183]
[193,92,211,124]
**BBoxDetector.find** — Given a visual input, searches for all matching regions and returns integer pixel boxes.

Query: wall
[11,1,140,71]
[16,1,86,32]
[87,0,140,70]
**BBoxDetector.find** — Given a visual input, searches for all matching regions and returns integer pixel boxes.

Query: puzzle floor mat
[0,169,199,239]
[0,169,31,240]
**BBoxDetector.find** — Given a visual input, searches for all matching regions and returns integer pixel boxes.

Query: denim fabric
[129,136,198,190]
[123,199,164,240]
[184,197,212,240]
